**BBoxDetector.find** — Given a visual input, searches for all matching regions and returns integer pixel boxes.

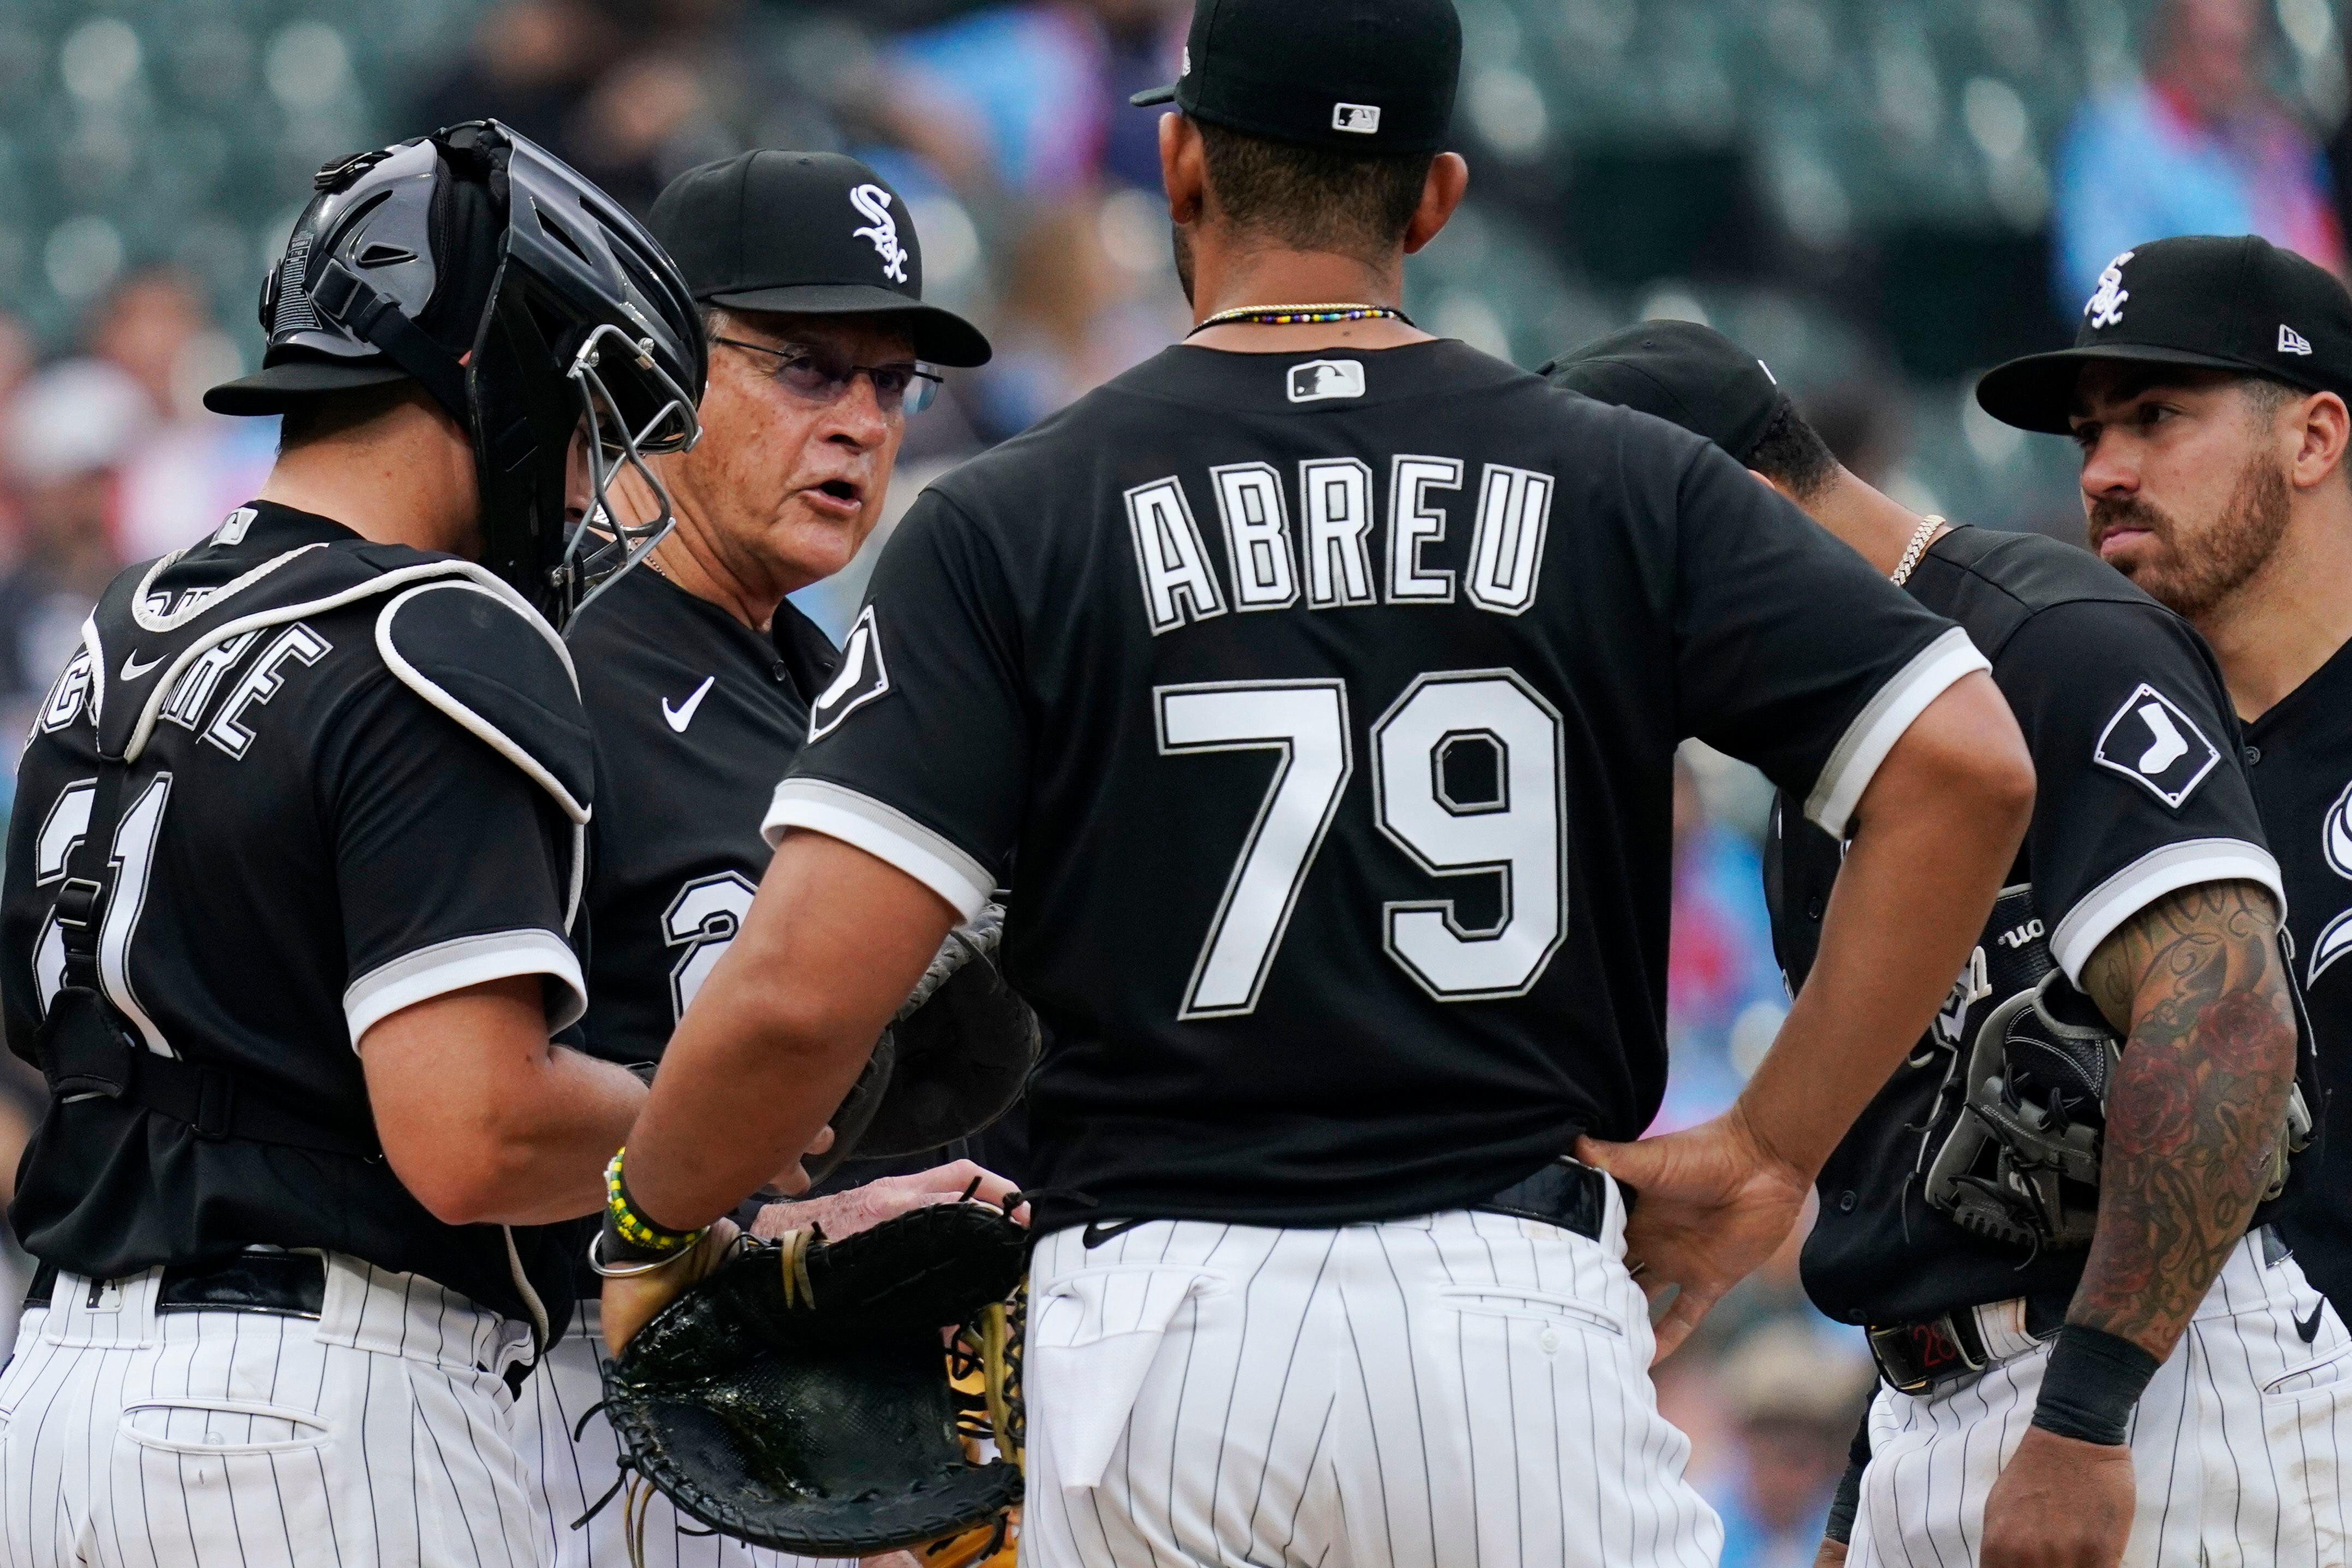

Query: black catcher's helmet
[207,120,706,628]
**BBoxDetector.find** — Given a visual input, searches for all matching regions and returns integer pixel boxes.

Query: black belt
[1474,1157,1617,1242]
[25,1251,326,1317]
[1866,1223,2290,1396]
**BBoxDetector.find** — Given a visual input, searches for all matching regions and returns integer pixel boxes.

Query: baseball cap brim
[1130,84,1177,106]
[705,281,993,368]
[202,356,411,417]
[1976,343,2279,435]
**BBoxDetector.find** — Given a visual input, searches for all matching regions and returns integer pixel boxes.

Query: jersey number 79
[1155,669,1565,1019]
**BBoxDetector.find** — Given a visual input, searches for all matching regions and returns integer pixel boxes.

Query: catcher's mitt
[598,1201,1028,1567]
[806,904,1040,1183]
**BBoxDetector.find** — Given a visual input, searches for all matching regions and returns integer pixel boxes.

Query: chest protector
[34,535,591,1156]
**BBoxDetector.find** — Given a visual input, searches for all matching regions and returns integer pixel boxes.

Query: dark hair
[1741,401,1841,502]
[276,378,428,453]
[1196,120,1434,261]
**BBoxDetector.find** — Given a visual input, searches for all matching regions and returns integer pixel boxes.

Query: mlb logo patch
[2282,324,2314,355]
[1332,103,1382,135]
[2092,683,2220,809]
[1288,360,1366,403]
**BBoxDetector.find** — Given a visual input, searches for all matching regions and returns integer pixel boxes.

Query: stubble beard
[2087,449,2291,621]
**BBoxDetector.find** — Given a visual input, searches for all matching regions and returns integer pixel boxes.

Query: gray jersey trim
[2049,837,2286,984]
[1806,627,1990,838]
[344,927,587,1047]
[763,778,993,920]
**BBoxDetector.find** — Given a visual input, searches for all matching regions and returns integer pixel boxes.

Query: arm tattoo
[2071,879,2297,1359]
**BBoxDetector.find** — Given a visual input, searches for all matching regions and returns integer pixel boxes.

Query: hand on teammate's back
[1576,1107,1811,1362]
[1979,1427,2133,1567]
[749,1160,1028,1242]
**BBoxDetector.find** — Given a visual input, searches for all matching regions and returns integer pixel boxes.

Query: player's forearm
[1738,675,2033,1178]
[462,1047,650,1225]
[2069,881,2297,1360]
[623,831,957,1233]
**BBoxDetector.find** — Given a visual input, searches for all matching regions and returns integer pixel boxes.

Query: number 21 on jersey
[1156,669,1566,1019]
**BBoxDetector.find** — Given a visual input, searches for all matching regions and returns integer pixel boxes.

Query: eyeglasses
[712,336,943,415]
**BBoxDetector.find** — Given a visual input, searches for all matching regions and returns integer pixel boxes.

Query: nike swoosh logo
[121,650,164,680]
[662,675,716,734]
[2298,1301,2328,1344]
[1082,1218,1150,1250]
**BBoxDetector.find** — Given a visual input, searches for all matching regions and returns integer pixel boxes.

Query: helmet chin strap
[559,322,704,629]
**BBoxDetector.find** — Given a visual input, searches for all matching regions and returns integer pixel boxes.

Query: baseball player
[594,2,2040,1565]
[1979,235,2352,1328]
[0,123,702,1566]
[1553,320,2332,1568]
[512,148,1009,1568]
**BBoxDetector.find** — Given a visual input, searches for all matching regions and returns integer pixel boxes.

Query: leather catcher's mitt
[806,904,1040,1183]
[599,1201,1028,1566]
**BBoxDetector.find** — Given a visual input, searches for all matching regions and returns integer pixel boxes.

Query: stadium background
[0,0,2341,1557]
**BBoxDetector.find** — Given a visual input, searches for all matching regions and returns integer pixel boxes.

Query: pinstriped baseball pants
[0,1254,546,1568]
[1851,1232,2352,1567]
[1021,1196,1721,1568]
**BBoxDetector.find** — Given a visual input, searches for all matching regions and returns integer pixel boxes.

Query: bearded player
[1554,319,2328,1568]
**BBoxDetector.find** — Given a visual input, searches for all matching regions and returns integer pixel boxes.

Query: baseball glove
[806,904,1040,1183]
[597,1200,1028,1567]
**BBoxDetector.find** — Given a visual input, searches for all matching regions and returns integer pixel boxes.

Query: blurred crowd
[6,0,2352,1551]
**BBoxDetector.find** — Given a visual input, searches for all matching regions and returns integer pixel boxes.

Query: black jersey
[567,564,836,1069]
[1771,525,2283,1327]
[2247,633,2352,1313]
[0,502,592,1329]
[769,339,1984,1229]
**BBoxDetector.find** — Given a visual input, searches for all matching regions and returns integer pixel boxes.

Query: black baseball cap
[1130,0,1462,155]
[1978,234,2352,434]
[1540,320,1791,461]
[650,151,991,367]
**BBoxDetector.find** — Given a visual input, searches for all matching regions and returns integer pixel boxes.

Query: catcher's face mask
[237,120,706,631]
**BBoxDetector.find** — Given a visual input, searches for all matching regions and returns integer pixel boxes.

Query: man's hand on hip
[1575,1105,1808,1362]
[1981,1427,2133,1568]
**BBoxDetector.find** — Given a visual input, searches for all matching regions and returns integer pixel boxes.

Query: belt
[1866,1293,2064,1395]
[1473,1157,1616,1243]
[1866,1223,2291,1396]
[25,1251,326,1317]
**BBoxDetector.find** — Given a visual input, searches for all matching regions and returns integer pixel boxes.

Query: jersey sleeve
[1668,445,1990,836]
[321,673,585,1046]
[1993,599,2282,983]
[763,490,1024,919]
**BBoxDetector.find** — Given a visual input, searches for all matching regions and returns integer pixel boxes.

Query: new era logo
[1288,360,1366,403]
[1332,103,1382,134]
[2282,324,2314,355]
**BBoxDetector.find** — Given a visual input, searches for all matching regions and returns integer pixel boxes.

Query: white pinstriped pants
[513,1301,832,1568]
[0,1253,546,1568]
[1851,1233,2352,1567]
[1021,1195,1720,1568]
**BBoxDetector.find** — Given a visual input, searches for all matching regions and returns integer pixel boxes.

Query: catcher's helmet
[207,121,706,628]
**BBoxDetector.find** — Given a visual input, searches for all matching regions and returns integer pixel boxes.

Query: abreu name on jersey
[1124,452,1555,632]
